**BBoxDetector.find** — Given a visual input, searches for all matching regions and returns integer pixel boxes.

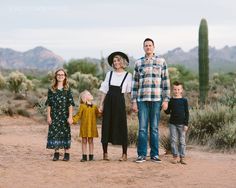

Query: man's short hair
[143,38,155,46]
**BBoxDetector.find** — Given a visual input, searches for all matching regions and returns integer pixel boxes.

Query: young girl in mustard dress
[73,90,101,162]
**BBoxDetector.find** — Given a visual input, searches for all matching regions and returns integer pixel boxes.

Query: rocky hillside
[162,46,236,72]
[1,45,235,73]
[0,46,65,71]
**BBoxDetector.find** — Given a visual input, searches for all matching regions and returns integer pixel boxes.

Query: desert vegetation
[1,19,236,153]
[1,58,235,153]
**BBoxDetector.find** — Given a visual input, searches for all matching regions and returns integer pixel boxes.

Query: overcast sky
[0,0,235,60]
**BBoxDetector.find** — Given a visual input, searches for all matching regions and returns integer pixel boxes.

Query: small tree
[21,79,34,97]
[7,71,27,93]
[64,59,99,76]
[71,72,101,92]
[168,67,181,84]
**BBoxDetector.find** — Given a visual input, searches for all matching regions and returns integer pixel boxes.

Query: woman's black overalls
[101,71,128,145]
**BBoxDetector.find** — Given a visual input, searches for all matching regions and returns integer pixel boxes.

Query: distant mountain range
[0,46,64,71]
[162,46,236,73]
[0,46,235,73]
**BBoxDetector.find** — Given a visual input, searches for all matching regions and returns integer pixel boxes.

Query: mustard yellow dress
[73,103,100,138]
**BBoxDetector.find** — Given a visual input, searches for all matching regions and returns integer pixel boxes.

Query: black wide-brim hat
[107,51,129,66]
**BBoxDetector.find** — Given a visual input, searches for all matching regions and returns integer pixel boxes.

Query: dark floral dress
[46,88,75,149]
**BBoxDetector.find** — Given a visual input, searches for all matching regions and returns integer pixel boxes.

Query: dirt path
[0,116,236,188]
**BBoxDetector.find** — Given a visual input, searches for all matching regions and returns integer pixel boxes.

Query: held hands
[132,102,138,113]
[67,116,73,125]
[162,101,168,111]
[98,105,103,113]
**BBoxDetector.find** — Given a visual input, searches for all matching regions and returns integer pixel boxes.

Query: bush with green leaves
[7,71,27,93]
[64,59,99,76]
[188,104,236,146]
[40,71,54,86]
[209,122,236,150]
[6,71,34,94]
[168,65,198,91]
[70,72,101,92]
[21,79,34,96]
[168,67,181,83]
[169,65,197,81]
[219,81,236,108]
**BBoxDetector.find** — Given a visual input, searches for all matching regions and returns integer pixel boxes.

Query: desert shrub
[68,78,78,89]
[34,97,47,117]
[0,104,14,116]
[124,94,132,115]
[71,72,101,92]
[64,59,99,76]
[26,94,41,108]
[21,79,34,96]
[127,116,138,146]
[169,65,197,90]
[160,133,172,154]
[208,122,236,151]
[31,79,41,90]
[40,71,54,86]
[212,72,236,87]
[168,67,181,83]
[6,71,27,93]
[16,109,31,117]
[188,104,236,145]
[6,71,34,94]
[0,73,6,89]
[14,93,26,100]
[184,79,199,91]
[219,81,236,108]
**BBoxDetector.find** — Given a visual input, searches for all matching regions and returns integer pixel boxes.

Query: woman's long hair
[51,68,69,91]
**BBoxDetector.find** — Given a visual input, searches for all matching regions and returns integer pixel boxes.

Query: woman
[99,51,132,161]
[45,68,75,161]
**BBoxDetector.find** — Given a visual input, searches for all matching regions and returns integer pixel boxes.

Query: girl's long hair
[51,68,69,91]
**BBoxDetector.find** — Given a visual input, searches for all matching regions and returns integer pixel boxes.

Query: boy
[165,81,189,164]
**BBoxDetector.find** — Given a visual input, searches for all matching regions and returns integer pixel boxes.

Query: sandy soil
[0,116,236,188]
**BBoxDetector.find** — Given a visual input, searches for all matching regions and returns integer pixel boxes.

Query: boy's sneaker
[135,156,146,163]
[151,156,161,163]
[180,157,187,165]
[171,157,178,164]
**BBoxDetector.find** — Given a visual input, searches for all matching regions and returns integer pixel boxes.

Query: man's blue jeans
[137,101,161,157]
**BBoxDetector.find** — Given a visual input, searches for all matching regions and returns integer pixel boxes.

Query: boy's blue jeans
[169,123,186,158]
[137,101,161,157]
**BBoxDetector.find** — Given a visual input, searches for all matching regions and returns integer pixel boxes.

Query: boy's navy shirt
[165,97,189,126]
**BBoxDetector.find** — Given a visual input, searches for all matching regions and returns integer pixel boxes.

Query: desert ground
[0,116,236,188]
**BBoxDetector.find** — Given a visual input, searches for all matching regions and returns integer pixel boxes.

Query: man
[131,38,170,163]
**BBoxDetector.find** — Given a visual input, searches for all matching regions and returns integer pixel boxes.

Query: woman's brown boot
[119,154,127,161]
[103,153,109,161]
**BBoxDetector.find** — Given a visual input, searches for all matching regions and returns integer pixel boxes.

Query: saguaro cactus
[198,18,209,105]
